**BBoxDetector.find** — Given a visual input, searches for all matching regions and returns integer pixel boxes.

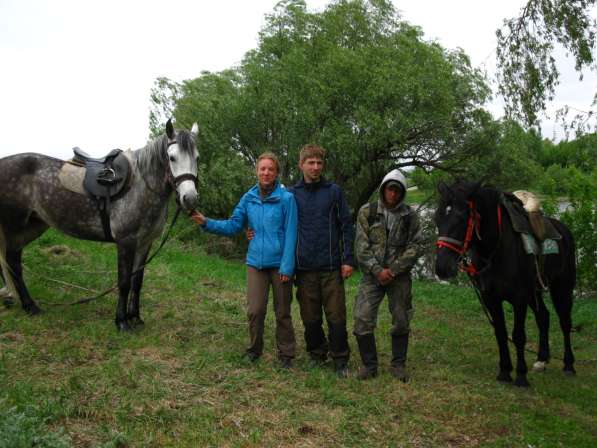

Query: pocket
[369,222,385,244]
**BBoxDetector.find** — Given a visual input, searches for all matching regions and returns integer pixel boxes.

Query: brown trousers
[246,266,295,359]
[295,270,350,361]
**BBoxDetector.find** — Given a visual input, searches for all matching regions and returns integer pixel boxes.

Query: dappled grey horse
[0,119,199,331]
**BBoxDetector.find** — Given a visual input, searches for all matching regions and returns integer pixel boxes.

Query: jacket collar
[248,181,283,202]
[294,176,330,190]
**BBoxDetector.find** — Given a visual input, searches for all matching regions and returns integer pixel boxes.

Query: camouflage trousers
[353,273,414,336]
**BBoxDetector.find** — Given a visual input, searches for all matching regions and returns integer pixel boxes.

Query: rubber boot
[356,333,378,380]
[390,333,409,382]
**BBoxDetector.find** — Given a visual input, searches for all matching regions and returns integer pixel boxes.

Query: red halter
[435,201,502,276]
[435,201,480,255]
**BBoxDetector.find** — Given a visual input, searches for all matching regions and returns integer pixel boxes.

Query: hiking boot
[355,333,378,380]
[356,366,378,380]
[333,359,349,378]
[390,364,409,382]
[243,351,260,363]
[279,357,293,370]
[335,365,349,379]
[307,354,327,369]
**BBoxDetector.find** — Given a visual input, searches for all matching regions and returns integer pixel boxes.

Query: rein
[39,205,183,307]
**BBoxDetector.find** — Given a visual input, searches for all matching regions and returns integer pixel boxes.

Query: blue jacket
[289,177,355,271]
[202,182,298,276]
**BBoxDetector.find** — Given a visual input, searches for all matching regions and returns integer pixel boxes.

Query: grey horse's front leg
[127,244,151,327]
[7,250,41,315]
[116,244,135,332]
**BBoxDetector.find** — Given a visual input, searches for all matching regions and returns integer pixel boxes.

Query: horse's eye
[169,155,176,162]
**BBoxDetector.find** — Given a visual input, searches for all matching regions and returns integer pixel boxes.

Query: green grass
[1,229,596,447]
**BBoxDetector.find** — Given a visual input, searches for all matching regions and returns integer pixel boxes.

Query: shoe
[390,364,409,382]
[279,357,292,369]
[308,355,326,369]
[243,351,260,363]
[356,366,378,380]
[335,365,349,379]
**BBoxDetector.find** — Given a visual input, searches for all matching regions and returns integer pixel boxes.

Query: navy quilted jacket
[289,177,355,271]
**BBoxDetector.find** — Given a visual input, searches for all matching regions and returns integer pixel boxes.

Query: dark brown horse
[434,181,576,387]
[0,120,199,331]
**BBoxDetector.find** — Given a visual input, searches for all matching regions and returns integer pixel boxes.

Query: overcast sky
[1,0,594,160]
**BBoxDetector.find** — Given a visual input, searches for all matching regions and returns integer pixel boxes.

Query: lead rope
[37,205,182,306]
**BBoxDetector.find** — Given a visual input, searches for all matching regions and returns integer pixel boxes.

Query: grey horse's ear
[191,123,199,138]
[166,119,175,139]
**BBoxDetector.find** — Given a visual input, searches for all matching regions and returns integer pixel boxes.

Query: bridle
[435,200,502,276]
[167,139,198,190]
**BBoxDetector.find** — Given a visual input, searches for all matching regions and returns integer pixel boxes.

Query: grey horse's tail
[0,224,19,301]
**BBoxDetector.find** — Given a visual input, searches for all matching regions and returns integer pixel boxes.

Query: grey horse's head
[165,119,199,211]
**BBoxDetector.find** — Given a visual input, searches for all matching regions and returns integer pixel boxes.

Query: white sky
[1,0,595,160]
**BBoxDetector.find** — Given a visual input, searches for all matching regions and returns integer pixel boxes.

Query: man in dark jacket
[290,144,355,377]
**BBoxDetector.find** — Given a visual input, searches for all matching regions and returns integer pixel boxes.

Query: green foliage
[0,402,70,448]
[151,0,492,214]
[410,119,544,192]
[558,171,597,293]
[496,0,597,127]
[538,133,597,172]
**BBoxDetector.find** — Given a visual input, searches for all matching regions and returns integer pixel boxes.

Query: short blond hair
[256,152,280,172]
[299,144,326,164]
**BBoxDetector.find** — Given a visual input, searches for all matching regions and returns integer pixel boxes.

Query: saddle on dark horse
[501,192,561,288]
[70,147,131,241]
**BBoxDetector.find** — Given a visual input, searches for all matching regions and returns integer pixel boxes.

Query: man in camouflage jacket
[353,169,424,381]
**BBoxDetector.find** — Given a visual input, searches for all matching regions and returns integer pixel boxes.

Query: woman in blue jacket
[190,153,298,368]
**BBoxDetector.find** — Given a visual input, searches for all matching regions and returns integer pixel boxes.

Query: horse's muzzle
[177,182,199,211]
[434,250,459,280]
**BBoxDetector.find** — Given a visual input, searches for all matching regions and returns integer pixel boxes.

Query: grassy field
[1,229,596,447]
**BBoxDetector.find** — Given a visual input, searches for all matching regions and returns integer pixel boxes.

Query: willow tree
[496,0,597,132]
[152,0,492,214]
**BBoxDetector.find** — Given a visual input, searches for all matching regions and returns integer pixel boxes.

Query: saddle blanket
[521,234,560,255]
[58,150,134,195]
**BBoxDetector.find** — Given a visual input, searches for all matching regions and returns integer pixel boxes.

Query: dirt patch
[42,245,82,259]
[0,331,24,342]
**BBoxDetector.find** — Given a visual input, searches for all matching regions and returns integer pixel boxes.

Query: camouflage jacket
[355,200,424,277]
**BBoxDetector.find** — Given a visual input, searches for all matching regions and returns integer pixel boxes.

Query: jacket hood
[378,169,407,206]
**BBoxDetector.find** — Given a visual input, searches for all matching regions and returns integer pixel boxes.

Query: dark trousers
[295,270,350,361]
[246,266,295,359]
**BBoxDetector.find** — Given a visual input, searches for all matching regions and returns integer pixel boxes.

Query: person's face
[383,184,403,208]
[256,158,278,188]
[299,157,324,183]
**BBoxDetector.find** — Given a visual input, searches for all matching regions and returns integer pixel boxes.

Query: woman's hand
[279,274,291,283]
[190,211,206,225]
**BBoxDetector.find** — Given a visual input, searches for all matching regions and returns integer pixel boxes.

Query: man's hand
[246,229,255,241]
[341,264,353,279]
[376,268,394,285]
[279,274,291,283]
[190,211,206,225]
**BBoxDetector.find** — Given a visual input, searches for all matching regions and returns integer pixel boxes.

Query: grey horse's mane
[136,130,195,181]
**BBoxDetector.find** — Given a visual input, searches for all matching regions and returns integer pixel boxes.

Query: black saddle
[71,147,132,241]
[72,147,131,199]
[501,193,561,240]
